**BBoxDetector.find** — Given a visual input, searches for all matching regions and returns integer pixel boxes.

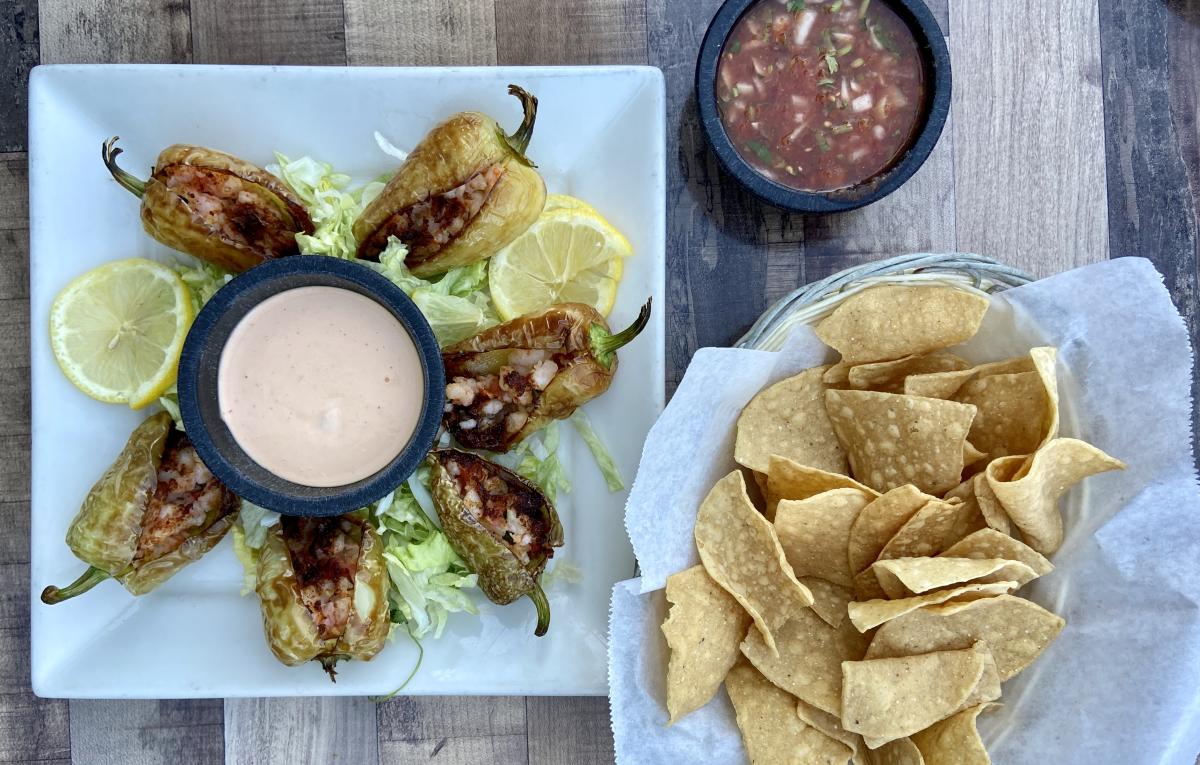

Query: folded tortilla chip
[954,370,1049,462]
[871,557,1039,599]
[848,485,937,575]
[662,566,752,724]
[911,704,995,765]
[854,567,890,602]
[742,606,868,715]
[736,367,848,475]
[867,738,925,765]
[726,661,855,765]
[903,352,1040,401]
[986,438,1125,554]
[797,698,864,758]
[776,489,873,587]
[847,352,971,393]
[766,454,879,520]
[876,498,984,562]
[802,576,854,629]
[940,529,1053,576]
[814,285,989,365]
[848,582,1017,632]
[825,390,977,495]
[695,471,815,656]
[841,643,989,745]
[865,594,1065,681]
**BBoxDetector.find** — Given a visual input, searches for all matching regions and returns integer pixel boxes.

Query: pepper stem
[589,298,653,370]
[318,654,350,682]
[499,85,539,167]
[529,582,551,637]
[101,136,147,198]
[41,566,110,605]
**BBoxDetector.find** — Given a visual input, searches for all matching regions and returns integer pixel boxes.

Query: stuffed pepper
[428,450,563,636]
[41,412,239,604]
[353,85,547,276]
[255,515,390,679]
[102,137,315,272]
[442,299,652,452]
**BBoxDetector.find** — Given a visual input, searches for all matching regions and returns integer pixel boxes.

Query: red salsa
[717,0,925,192]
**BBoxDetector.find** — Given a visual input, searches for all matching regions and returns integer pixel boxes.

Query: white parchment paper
[609,258,1200,765]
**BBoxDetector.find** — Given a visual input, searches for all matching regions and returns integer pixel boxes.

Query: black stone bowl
[696,0,952,213]
[177,256,445,517]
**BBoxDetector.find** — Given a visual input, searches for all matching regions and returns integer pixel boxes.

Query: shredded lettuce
[374,482,478,639]
[230,526,258,596]
[571,410,625,491]
[177,260,233,308]
[506,422,571,502]
[269,152,386,261]
[229,501,281,596]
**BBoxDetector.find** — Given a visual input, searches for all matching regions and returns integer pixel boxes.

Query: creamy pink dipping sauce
[217,286,425,487]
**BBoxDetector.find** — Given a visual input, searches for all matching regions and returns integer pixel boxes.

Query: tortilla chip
[848,485,937,575]
[766,454,879,520]
[904,368,979,399]
[847,352,971,393]
[825,390,977,495]
[662,566,752,723]
[969,472,1010,534]
[814,286,989,365]
[865,594,1065,681]
[695,471,815,656]
[986,438,1125,554]
[871,557,1039,599]
[847,582,1017,632]
[868,738,926,765]
[742,605,868,715]
[776,489,873,587]
[854,567,890,601]
[797,698,864,757]
[876,498,983,562]
[726,661,855,765]
[841,643,988,745]
[911,704,993,765]
[824,361,853,386]
[736,367,848,475]
[802,576,854,629]
[953,371,1048,462]
[962,440,987,468]
[940,529,1053,576]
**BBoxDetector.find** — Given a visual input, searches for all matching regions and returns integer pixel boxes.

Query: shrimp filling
[281,516,363,641]
[361,163,505,262]
[160,164,300,257]
[134,429,238,564]
[443,349,561,450]
[440,452,552,565]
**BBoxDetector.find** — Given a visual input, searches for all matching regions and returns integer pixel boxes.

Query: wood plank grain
[0,152,70,765]
[70,700,224,765]
[0,0,38,152]
[377,696,527,764]
[343,0,497,66]
[949,0,1109,277]
[648,0,805,392]
[224,697,378,765]
[527,697,615,765]
[191,0,346,65]
[1098,0,1200,464]
[494,0,646,65]
[38,0,191,64]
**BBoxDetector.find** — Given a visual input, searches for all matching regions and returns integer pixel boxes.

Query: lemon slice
[50,258,194,409]
[544,194,599,215]
[489,207,632,321]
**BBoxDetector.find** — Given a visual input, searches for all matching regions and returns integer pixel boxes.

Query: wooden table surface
[1,0,1197,763]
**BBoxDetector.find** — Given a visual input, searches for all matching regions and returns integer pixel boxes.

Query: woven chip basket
[734,253,1033,351]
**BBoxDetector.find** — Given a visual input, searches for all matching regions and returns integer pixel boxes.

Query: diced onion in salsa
[716,0,925,192]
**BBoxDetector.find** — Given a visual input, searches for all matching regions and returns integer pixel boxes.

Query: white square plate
[28,64,665,698]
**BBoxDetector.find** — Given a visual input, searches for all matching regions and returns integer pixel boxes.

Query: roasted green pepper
[41,412,239,604]
[102,137,315,272]
[353,85,547,277]
[255,515,390,679]
[442,299,652,452]
[428,450,563,636]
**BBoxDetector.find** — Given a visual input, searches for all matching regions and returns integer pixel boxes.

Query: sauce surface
[717,0,925,192]
[218,286,424,487]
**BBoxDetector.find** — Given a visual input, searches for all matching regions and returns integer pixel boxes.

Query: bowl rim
[177,255,445,517]
[694,0,952,213]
